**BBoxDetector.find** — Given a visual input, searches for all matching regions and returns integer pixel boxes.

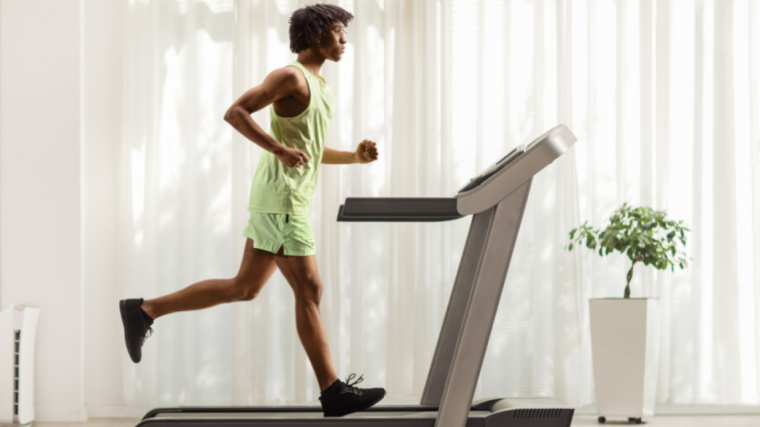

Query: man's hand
[354,140,379,164]
[276,146,311,168]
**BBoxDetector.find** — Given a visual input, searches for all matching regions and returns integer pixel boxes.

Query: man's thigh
[274,253,322,293]
[236,238,279,290]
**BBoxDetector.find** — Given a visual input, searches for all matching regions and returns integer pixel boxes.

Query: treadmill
[136,124,578,427]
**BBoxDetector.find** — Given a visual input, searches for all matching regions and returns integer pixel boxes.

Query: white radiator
[0,305,40,425]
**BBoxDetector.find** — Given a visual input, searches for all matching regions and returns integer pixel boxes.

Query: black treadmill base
[137,405,573,427]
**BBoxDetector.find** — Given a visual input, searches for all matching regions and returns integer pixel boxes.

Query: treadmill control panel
[457,144,526,194]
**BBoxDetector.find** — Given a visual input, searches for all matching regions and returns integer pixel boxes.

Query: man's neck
[296,49,326,79]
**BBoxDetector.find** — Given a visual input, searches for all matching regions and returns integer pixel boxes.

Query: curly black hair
[289,3,354,54]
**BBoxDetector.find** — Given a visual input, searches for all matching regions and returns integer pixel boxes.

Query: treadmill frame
[135,125,577,427]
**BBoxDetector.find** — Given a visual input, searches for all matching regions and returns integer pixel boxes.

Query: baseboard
[28,404,145,422]
[34,406,88,422]
[86,404,144,419]
[575,404,760,415]
[654,404,760,415]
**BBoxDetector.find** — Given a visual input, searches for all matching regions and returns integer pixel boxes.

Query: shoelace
[140,322,154,346]
[137,304,155,346]
[342,373,365,395]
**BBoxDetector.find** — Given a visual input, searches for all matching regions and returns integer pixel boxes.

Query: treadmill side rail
[337,197,462,222]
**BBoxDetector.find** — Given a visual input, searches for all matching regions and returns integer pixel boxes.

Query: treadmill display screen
[457,145,526,194]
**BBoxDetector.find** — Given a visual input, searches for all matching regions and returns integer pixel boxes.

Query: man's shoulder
[268,65,306,86]
[260,66,309,100]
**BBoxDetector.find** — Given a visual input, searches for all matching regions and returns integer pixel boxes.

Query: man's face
[317,21,347,61]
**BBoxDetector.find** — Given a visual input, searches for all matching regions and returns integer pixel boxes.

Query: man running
[119,4,385,417]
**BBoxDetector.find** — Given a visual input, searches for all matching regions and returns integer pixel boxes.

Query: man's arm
[224,68,310,168]
[323,140,379,164]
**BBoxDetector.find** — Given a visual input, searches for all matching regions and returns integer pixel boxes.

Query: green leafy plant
[567,203,690,298]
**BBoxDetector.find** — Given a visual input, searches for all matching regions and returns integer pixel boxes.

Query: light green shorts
[243,212,315,256]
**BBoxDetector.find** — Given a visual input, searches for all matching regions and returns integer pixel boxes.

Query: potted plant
[567,203,689,424]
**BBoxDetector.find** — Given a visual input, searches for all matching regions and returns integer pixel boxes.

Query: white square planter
[589,298,660,423]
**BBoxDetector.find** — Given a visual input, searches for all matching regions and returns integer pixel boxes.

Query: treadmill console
[454,125,577,216]
[457,145,527,194]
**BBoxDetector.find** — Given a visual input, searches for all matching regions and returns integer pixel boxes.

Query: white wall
[0,0,85,421]
[1,0,129,421]
[82,0,135,419]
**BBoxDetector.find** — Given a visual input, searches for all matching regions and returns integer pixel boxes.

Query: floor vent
[14,330,21,417]
[513,408,564,419]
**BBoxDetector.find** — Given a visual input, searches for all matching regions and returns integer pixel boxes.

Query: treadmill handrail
[337,197,462,222]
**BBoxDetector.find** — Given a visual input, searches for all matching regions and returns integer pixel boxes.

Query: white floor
[571,414,760,426]
[30,414,760,427]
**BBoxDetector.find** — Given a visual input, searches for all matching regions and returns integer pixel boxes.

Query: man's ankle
[320,375,340,391]
[320,379,341,397]
[140,301,156,320]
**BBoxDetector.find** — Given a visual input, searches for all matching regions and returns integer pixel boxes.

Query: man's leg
[120,238,278,363]
[142,238,278,319]
[274,252,386,416]
[273,253,339,391]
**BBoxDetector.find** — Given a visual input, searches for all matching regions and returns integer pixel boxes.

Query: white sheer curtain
[121,0,760,409]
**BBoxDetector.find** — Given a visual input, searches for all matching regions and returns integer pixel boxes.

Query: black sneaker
[320,374,386,417]
[119,298,154,363]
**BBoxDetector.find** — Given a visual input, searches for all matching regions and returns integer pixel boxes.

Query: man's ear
[309,36,320,49]
[315,30,328,45]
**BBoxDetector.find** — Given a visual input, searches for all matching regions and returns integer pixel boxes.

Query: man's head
[289,4,354,59]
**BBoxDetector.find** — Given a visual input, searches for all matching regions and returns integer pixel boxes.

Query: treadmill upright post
[420,202,495,405]
[433,180,533,427]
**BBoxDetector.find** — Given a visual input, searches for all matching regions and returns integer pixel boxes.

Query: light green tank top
[248,61,336,215]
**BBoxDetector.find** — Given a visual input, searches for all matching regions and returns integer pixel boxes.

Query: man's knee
[238,288,260,302]
[231,278,261,301]
[294,276,323,305]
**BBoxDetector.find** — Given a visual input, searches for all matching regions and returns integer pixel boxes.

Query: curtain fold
[121,0,760,408]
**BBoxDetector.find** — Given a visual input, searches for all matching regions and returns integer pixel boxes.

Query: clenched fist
[354,140,379,164]
[277,146,311,168]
